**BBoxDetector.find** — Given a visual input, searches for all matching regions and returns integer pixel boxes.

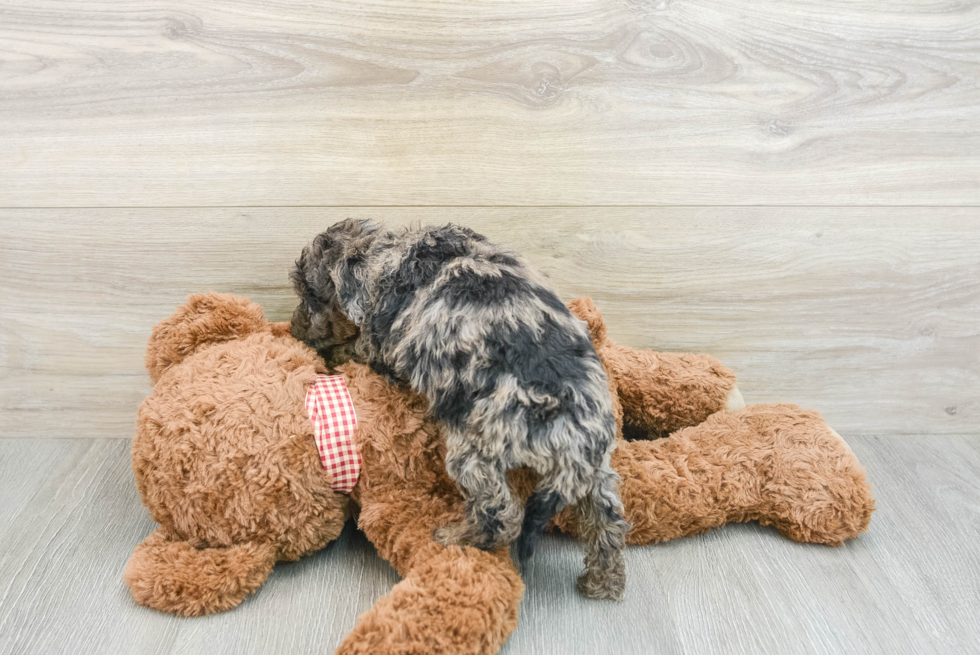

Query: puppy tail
[124,527,277,616]
[574,468,630,601]
[516,470,632,602]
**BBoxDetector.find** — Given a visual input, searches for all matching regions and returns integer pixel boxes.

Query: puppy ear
[291,235,334,313]
[293,219,379,327]
[294,220,378,304]
[330,219,379,325]
[334,253,369,325]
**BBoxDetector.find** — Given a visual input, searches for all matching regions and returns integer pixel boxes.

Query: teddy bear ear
[566,297,607,344]
[145,293,268,383]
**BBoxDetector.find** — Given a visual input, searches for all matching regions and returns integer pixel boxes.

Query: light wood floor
[1,436,978,655]
[1,1,979,653]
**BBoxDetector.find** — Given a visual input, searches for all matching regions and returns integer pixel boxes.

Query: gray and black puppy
[290,219,629,599]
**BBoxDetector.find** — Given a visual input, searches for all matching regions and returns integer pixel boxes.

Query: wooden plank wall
[2,0,979,205]
[1,0,978,438]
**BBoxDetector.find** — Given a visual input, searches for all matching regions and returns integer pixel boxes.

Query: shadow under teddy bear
[124,293,874,655]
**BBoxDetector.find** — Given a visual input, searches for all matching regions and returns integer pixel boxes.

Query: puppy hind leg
[515,486,565,563]
[435,449,524,551]
[575,464,630,601]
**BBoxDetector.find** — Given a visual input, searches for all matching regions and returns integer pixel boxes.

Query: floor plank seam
[2,204,980,210]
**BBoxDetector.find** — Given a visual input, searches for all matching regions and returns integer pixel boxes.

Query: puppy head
[290,219,379,361]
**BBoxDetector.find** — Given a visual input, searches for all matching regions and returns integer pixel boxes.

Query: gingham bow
[305,374,361,494]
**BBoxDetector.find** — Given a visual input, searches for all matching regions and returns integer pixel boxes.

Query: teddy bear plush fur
[125,293,874,655]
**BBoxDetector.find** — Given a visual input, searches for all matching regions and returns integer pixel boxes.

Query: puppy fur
[291,219,630,599]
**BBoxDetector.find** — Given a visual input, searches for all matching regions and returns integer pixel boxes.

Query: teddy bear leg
[123,527,277,617]
[573,405,874,547]
[749,406,876,545]
[336,541,523,655]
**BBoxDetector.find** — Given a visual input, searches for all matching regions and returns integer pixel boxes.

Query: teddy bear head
[127,293,349,615]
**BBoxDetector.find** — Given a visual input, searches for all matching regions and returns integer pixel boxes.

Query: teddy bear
[124,293,874,655]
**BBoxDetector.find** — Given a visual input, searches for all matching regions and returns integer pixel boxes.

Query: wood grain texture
[1,207,977,438]
[1,436,978,655]
[1,0,978,206]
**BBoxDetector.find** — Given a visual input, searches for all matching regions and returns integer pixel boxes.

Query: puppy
[290,219,629,599]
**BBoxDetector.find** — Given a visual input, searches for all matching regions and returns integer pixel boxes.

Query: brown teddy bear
[124,293,874,655]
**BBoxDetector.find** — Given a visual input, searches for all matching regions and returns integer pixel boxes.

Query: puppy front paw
[433,520,494,550]
[433,521,472,547]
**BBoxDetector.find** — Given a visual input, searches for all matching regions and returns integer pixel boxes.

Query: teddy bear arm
[123,526,277,617]
[565,297,742,435]
[604,342,742,436]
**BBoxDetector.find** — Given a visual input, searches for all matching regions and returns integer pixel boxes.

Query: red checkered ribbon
[305,374,360,494]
